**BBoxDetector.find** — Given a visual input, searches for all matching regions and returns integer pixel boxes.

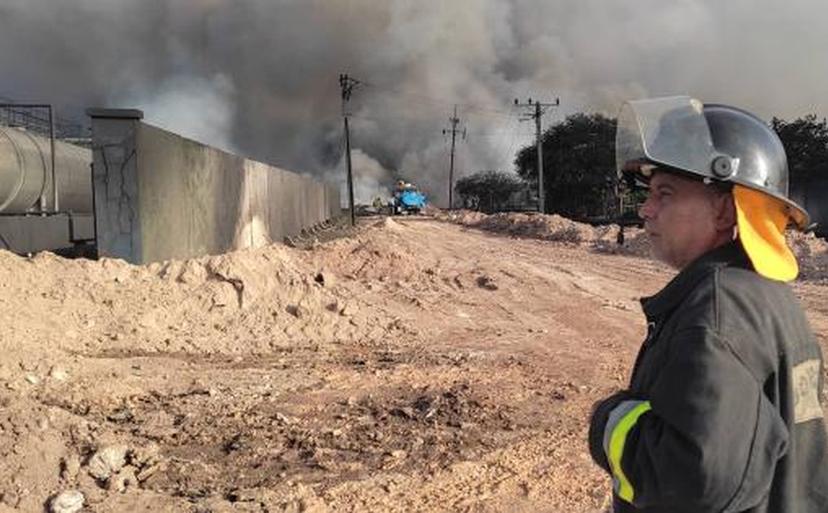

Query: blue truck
[391,182,427,215]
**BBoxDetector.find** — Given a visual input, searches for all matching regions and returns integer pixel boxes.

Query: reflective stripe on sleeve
[602,400,652,503]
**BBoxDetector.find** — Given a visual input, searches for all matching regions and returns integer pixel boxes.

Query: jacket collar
[641,239,752,320]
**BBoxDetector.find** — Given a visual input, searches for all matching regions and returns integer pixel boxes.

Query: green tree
[455,171,527,213]
[515,113,618,220]
[771,115,828,187]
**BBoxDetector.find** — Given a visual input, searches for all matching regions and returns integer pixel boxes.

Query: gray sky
[1,0,825,205]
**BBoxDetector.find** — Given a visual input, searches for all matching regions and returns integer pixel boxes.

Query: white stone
[50,490,84,513]
[50,367,69,381]
[87,444,128,481]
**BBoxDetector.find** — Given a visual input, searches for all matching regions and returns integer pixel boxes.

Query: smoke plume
[1,0,826,206]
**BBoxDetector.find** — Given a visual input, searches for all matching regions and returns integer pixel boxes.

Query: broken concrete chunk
[60,454,81,481]
[50,490,84,513]
[49,367,69,381]
[136,463,161,483]
[87,444,128,481]
[129,442,160,468]
[107,465,138,492]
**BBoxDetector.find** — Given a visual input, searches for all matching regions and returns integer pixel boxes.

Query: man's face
[638,171,733,269]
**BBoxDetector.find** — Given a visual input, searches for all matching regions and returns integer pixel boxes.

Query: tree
[515,113,618,220]
[771,115,828,188]
[455,171,527,213]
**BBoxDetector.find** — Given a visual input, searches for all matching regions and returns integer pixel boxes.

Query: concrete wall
[793,179,828,237]
[89,109,340,264]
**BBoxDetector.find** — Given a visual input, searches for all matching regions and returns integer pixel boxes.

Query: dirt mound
[310,219,427,282]
[433,209,488,225]
[788,231,828,281]
[473,213,594,243]
[436,209,651,258]
[0,241,413,363]
[441,210,598,243]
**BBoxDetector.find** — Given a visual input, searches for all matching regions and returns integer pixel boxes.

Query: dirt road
[0,216,825,512]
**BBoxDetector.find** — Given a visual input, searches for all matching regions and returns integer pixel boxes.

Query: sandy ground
[1,213,826,512]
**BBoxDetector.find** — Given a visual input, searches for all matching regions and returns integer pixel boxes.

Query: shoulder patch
[793,359,823,424]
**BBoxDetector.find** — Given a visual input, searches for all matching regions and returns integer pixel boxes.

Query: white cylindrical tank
[0,126,92,213]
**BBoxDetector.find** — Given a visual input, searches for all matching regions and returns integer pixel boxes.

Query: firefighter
[589,96,828,512]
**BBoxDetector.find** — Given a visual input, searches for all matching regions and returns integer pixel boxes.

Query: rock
[177,260,208,284]
[339,303,358,317]
[24,374,39,385]
[136,463,161,482]
[314,272,333,287]
[107,466,137,492]
[49,367,69,381]
[87,444,128,481]
[226,487,260,502]
[76,474,105,505]
[107,405,133,423]
[286,304,311,319]
[389,450,407,460]
[61,454,81,481]
[476,275,498,291]
[50,490,84,513]
[392,407,415,419]
[132,443,162,470]
[274,412,294,425]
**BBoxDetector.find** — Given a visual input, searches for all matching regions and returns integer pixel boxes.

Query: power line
[357,79,517,119]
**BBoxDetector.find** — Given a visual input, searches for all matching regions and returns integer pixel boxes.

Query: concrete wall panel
[90,116,142,260]
[239,160,272,249]
[265,167,284,242]
[91,112,341,264]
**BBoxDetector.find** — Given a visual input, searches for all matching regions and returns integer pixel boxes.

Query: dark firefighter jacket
[588,240,828,512]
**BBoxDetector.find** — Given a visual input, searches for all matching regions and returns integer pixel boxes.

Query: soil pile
[0,240,415,364]
[789,231,828,281]
[437,209,649,256]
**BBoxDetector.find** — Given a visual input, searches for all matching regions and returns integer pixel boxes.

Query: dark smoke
[1,0,826,206]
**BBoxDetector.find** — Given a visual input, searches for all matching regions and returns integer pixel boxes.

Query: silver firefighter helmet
[616,95,809,229]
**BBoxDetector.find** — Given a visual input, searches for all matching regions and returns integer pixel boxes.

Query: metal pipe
[49,106,57,212]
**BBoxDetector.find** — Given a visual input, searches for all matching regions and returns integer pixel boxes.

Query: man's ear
[714,193,737,231]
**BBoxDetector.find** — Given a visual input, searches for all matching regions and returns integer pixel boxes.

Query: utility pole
[339,73,360,226]
[515,97,559,214]
[442,105,465,209]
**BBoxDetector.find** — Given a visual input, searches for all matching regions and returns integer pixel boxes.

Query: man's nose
[638,196,655,220]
